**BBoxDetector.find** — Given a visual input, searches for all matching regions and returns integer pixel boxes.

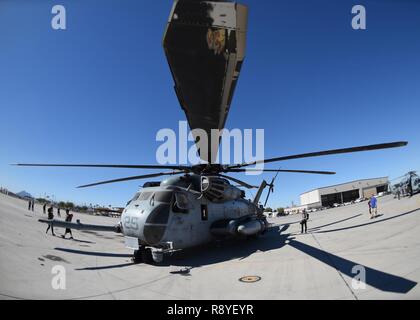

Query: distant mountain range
[16,191,33,199]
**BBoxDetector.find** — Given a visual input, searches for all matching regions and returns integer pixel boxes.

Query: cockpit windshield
[131,192,141,202]
[130,190,175,207]
[128,191,153,205]
[138,192,153,201]
[153,191,173,204]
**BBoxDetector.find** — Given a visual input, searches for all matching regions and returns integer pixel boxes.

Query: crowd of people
[395,184,414,200]
[27,199,74,239]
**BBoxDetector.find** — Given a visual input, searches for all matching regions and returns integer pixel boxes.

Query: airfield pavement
[0,191,420,300]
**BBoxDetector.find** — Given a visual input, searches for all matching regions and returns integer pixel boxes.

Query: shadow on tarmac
[55,247,132,258]
[308,213,362,231]
[75,262,135,271]
[313,208,419,234]
[162,210,418,294]
[57,208,419,294]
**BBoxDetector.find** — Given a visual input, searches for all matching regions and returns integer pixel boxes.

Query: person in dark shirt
[43,203,47,214]
[408,176,414,197]
[300,209,309,234]
[45,206,55,236]
[62,209,74,240]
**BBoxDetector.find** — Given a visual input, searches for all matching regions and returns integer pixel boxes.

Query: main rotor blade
[228,141,408,169]
[77,171,186,188]
[227,169,336,175]
[12,163,191,171]
[217,174,258,189]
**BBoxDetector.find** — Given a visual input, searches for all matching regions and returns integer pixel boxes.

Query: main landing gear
[133,246,153,264]
[133,246,164,264]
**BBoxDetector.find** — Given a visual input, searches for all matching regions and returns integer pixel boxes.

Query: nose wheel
[133,246,154,264]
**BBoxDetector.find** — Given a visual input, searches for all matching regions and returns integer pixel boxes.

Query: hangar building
[285,177,389,214]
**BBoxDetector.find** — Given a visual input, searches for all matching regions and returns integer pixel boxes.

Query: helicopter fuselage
[120,174,267,260]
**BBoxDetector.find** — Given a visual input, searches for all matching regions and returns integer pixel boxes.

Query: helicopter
[391,171,420,197]
[14,0,408,264]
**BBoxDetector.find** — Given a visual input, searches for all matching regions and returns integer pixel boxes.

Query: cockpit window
[173,192,189,213]
[175,193,189,210]
[131,192,141,201]
[138,192,153,201]
[154,191,173,203]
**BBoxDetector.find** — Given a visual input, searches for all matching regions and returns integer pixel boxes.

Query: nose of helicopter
[142,203,171,245]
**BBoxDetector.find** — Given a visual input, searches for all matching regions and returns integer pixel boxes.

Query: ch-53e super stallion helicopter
[15,0,407,264]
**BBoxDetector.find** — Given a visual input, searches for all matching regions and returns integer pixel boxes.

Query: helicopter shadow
[162,224,290,269]
[163,222,417,294]
[53,210,418,293]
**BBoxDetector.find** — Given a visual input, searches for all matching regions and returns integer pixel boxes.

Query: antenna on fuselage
[263,170,280,208]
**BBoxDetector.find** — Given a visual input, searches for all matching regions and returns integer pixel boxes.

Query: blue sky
[0,0,419,208]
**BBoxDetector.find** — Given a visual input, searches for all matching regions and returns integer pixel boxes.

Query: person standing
[62,209,74,240]
[45,205,56,236]
[57,207,61,217]
[31,199,35,211]
[408,176,414,197]
[300,209,309,234]
[28,199,32,210]
[369,195,378,219]
[43,203,47,214]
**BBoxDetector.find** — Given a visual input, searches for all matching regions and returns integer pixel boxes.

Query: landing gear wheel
[133,249,143,264]
[141,247,154,264]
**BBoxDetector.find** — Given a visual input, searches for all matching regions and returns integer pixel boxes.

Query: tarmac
[1,191,419,300]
